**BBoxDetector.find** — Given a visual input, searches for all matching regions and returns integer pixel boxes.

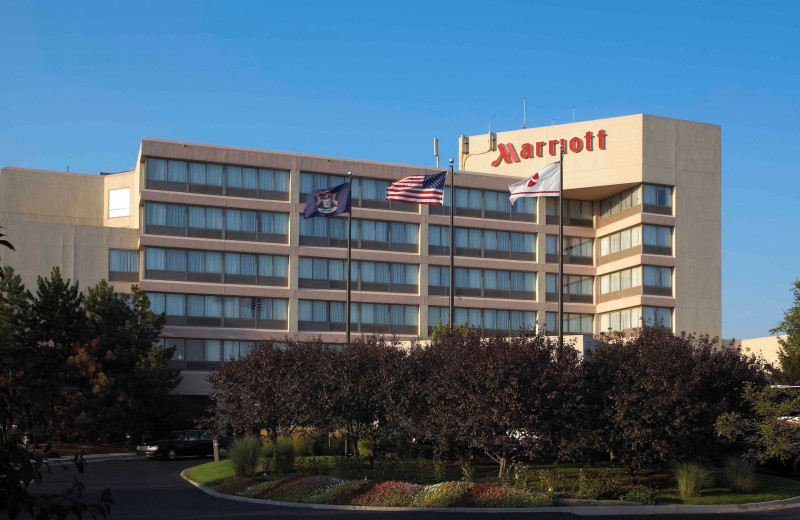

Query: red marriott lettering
[491,130,607,167]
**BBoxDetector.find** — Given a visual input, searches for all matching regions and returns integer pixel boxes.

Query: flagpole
[558,146,565,347]
[346,170,353,347]
[448,158,455,329]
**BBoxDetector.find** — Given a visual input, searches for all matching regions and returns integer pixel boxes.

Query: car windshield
[165,432,183,441]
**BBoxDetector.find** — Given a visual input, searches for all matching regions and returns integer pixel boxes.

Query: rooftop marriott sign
[491,130,607,167]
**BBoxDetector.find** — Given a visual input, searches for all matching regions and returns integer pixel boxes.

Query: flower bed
[218,476,552,508]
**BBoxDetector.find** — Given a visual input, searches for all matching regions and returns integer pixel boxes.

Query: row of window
[147,158,290,192]
[428,306,537,333]
[545,198,594,221]
[427,307,594,335]
[599,225,672,256]
[299,258,418,285]
[545,274,594,296]
[144,248,288,277]
[145,203,289,235]
[599,306,673,331]
[599,265,673,294]
[299,217,418,244]
[298,301,418,328]
[146,292,288,321]
[545,236,594,257]
[428,226,535,253]
[599,185,672,218]
[428,266,536,292]
[161,338,257,363]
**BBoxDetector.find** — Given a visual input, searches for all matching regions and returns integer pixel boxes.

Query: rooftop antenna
[552,118,555,126]
[523,97,526,129]
[67,165,69,172]
[433,138,440,168]
[572,105,575,123]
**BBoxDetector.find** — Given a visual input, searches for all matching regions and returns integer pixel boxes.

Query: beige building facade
[0,114,727,394]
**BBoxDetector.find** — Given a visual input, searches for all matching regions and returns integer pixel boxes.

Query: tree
[716,384,800,465]
[82,281,179,439]
[584,327,767,476]
[414,328,584,478]
[206,338,326,447]
[769,279,800,384]
[320,335,407,458]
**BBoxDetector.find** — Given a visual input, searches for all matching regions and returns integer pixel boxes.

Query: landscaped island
[185,458,800,508]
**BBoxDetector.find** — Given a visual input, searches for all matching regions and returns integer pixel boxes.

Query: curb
[179,471,800,515]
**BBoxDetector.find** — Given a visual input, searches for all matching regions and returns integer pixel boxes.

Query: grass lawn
[184,459,234,486]
[657,473,800,505]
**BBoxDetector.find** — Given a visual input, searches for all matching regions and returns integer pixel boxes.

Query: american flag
[386,171,447,205]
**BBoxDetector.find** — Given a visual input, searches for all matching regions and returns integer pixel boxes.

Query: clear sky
[1,1,798,340]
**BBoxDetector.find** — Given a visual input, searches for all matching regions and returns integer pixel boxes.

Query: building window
[546,274,593,296]
[545,312,593,334]
[643,185,672,207]
[109,249,138,272]
[600,266,643,294]
[642,225,672,247]
[600,186,641,218]
[435,188,535,220]
[643,306,672,328]
[599,226,642,256]
[298,301,418,334]
[188,207,223,229]
[643,266,671,287]
[546,236,593,257]
[299,172,347,195]
[108,188,130,218]
[188,162,223,186]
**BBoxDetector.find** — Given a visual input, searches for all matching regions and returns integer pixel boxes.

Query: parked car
[136,430,231,460]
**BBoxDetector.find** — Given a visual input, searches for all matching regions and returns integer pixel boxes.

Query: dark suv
[136,430,230,460]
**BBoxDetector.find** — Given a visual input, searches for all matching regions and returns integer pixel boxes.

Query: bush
[512,464,536,490]
[620,486,658,505]
[357,438,374,458]
[262,437,275,457]
[229,436,262,477]
[724,457,759,493]
[351,481,425,506]
[310,480,373,504]
[467,485,553,507]
[218,476,255,495]
[330,456,365,480]
[273,437,295,474]
[460,460,475,482]
[578,467,621,500]
[411,481,474,507]
[292,432,314,456]
[300,456,330,476]
[674,462,713,498]
[537,467,566,497]
[433,458,447,483]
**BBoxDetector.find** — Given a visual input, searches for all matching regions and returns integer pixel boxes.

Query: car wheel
[217,446,228,459]
[167,449,178,461]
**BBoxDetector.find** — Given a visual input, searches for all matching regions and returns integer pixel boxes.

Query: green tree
[769,279,800,384]
[80,281,179,439]
[716,384,800,465]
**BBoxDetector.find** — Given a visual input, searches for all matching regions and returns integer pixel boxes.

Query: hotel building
[0,114,722,394]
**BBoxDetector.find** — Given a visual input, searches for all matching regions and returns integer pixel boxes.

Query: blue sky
[1,1,798,339]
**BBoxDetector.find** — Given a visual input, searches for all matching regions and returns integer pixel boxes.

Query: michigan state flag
[303,182,351,218]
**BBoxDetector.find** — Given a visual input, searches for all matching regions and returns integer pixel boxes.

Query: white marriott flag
[508,161,561,204]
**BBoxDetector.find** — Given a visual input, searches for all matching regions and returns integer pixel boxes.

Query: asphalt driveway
[29,457,800,520]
